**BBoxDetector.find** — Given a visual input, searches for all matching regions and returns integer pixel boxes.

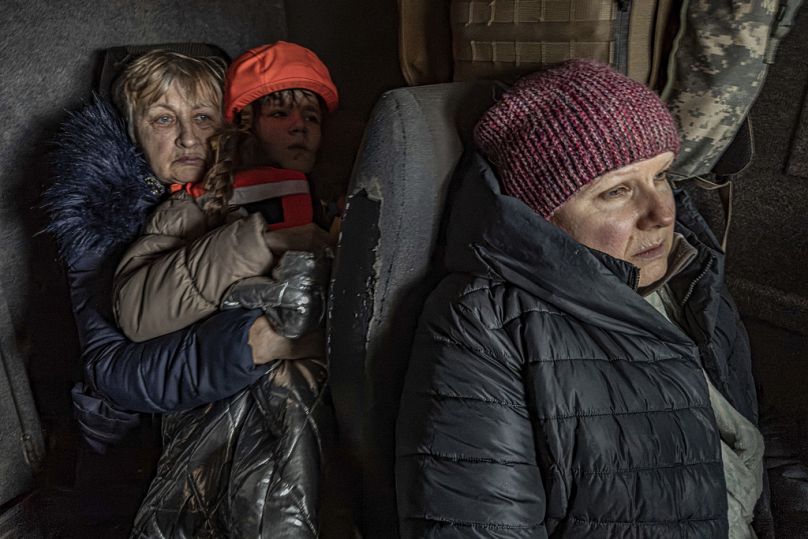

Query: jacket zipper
[630,267,640,291]
[681,255,715,306]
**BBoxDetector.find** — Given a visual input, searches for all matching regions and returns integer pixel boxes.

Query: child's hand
[264,223,336,256]
[221,251,331,339]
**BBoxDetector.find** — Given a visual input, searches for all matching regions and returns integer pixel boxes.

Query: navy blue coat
[45,98,267,447]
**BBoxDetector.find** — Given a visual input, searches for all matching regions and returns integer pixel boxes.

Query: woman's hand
[248,316,280,365]
[264,222,336,255]
[247,316,323,365]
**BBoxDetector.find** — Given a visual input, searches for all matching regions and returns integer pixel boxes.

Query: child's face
[253,89,322,173]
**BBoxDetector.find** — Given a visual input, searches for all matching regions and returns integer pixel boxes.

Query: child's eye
[654,172,668,183]
[270,110,288,118]
[194,113,217,124]
[306,114,321,124]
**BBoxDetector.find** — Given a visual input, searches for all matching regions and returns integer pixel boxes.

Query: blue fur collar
[44,97,166,268]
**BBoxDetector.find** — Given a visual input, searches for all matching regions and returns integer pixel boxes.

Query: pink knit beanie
[474,60,680,219]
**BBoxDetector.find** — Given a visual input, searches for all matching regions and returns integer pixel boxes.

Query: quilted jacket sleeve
[70,253,267,414]
[113,196,275,342]
[395,276,548,538]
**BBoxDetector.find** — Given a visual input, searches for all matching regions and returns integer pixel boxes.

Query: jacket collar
[638,233,698,297]
[44,96,167,268]
[445,152,726,347]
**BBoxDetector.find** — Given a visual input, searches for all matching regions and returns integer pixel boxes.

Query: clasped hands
[222,248,332,339]
[226,223,336,364]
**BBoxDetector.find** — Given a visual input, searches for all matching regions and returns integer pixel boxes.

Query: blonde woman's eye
[153,115,174,126]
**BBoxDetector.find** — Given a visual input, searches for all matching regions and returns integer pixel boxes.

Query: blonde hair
[201,88,324,220]
[113,50,226,141]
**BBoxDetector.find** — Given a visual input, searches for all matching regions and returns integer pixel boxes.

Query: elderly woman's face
[133,82,222,185]
[551,152,676,288]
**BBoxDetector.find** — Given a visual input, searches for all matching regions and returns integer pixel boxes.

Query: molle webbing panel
[451,0,658,84]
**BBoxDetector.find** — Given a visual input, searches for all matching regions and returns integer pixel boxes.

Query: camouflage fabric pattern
[663,0,779,178]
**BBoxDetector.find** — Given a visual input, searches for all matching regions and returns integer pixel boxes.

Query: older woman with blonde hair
[46,49,331,538]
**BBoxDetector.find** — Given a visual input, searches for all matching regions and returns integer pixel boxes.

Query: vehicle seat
[328,81,496,537]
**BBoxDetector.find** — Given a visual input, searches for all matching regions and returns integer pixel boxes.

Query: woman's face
[550,152,676,288]
[133,82,222,185]
[253,90,322,174]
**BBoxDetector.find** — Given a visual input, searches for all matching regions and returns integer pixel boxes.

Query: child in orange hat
[112,42,340,344]
[201,40,340,231]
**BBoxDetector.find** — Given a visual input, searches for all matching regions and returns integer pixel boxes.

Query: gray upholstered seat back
[328,82,495,536]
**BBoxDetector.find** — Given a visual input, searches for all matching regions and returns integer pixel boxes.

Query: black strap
[764,0,806,64]
[685,175,733,252]
[713,117,754,178]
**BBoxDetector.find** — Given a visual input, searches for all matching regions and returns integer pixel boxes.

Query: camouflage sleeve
[662,0,780,178]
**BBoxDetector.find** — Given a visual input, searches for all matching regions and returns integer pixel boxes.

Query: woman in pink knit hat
[396,60,766,538]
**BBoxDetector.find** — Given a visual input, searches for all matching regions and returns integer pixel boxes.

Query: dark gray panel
[0,0,286,506]
[725,9,808,311]
[0,280,44,507]
[285,0,405,116]
[787,91,808,178]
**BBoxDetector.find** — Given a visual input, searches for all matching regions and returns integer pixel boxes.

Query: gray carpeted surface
[726,8,808,313]
[688,8,808,470]
[725,9,808,422]
[0,0,287,510]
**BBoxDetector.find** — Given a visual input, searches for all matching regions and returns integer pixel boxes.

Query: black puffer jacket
[396,153,760,538]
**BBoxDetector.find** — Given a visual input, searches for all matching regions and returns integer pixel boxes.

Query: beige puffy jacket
[113,191,275,342]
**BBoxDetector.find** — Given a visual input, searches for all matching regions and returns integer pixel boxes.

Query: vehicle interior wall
[284,0,405,220]
[717,11,808,473]
[678,16,808,530]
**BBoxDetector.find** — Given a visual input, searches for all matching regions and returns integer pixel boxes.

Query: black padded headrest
[95,43,229,97]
